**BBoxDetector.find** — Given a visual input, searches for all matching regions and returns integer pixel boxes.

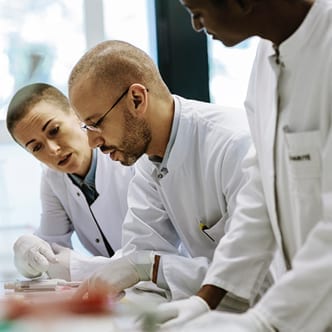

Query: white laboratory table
[0,281,171,332]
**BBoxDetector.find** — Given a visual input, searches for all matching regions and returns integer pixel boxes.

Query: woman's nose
[47,140,61,155]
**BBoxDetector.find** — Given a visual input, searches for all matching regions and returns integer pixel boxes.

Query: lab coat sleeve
[157,254,210,300]
[219,128,254,233]
[254,130,332,332]
[203,147,276,301]
[35,170,74,248]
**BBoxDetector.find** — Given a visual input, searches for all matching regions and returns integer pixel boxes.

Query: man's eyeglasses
[81,87,129,133]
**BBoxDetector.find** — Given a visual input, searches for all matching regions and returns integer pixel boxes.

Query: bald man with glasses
[68,40,273,311]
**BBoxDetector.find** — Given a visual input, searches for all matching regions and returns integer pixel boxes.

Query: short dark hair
[6,83,70,138]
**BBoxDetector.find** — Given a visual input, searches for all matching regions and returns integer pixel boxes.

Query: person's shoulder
[41,164,63,178]
[41,164,67,188]
[183,97,248,131]
[175,94,243,116]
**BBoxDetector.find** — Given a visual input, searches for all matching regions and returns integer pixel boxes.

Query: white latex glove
[70,254,112,282]
[179,310,276,332]
[46,243,71,281]
[13,234,57,278]
[154,296,210,329]
[73,250,154,299]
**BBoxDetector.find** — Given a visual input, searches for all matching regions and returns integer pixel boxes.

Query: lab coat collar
[68,149,97,190]
[279,0,321,60]
[149,95,181,180]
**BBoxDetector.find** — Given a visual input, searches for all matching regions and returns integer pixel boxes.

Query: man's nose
[86,130,104,149]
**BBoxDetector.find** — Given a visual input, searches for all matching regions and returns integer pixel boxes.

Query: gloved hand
[46,243,71,281]
[73,250,155,299]
[179,309,276,332]
[154,296,210,329]
[13,234,57,278]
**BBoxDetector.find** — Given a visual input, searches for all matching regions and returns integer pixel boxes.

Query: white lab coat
[204,0,332,330]
[121,95,264,305]
[35,149,134,280]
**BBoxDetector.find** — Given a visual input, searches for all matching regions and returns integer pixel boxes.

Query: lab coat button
[157,174,163,179]
[76,192,80,197]
[95,238,100,243]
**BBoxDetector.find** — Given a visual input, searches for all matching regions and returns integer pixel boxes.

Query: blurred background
[0,0,258,280]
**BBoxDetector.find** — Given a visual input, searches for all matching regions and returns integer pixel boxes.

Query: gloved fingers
[89,278,123,300]
[158,314,188,330]
[51,243,67,254]
[19,262,43,278]
[157,296,210,329]
[27,248,52,272]
[135,308,172,332]
[46,261,70,281]
[153,305,179,325]
[76,278,110,299]
[178,312,228,332]
[38,244,57,263]
[135,309,176,329]
[72,278,119,301]
[116,290,126,301]
[72,279,89,300]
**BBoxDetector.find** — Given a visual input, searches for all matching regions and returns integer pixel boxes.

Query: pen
[199,223,215,242]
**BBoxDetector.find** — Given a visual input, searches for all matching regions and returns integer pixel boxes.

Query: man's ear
[133,95,140,109]
[235,0,258,14]
[128,83,148,116]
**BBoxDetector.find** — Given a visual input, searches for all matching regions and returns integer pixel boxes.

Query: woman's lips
[58,153,72,166]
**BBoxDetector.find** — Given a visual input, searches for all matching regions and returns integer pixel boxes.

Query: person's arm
[14,169,74,279]
[35,168,74,247]
[251,129,332,332]
[152,254,210,299]
[197,285,227,309]
[151,123,256,302]
[48,243,114,281]
[153,148,276,329]
[71,156,185,298]
[202,146,276,302]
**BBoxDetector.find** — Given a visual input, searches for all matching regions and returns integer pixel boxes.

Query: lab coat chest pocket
[284,129,322,237]
[284,129,321,181]
[201,212,229,244]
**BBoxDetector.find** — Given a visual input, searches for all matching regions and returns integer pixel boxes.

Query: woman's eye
[32,143,42,153]
[49,126,59,136]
